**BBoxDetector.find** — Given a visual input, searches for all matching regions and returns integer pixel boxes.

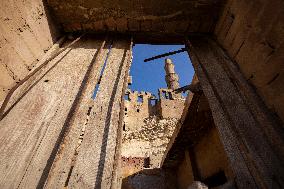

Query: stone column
[164,58,180,90]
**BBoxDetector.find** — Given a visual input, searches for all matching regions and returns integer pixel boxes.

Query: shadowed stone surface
[47,0,226,42]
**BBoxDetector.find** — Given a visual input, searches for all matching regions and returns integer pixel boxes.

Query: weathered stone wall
[215,0,284,122]
[0,0,61,101]
[0,37,103,188]
[175,127,234,189]
[124,89,157,131]
[193,126,233,181]
[164,92,234,189]
[46,0,225,42]
[157,88,185,119]
[121,67,186,188]
[67,38,131,189]
[122,116,179,167]
[121,157,148,179]
[122,168,177,189]
[158,98,185,119]
[122,93,184,189]
[0,36,132,189]
[121,88,186,189]
[187,37,284,188]
[176,151,194,189]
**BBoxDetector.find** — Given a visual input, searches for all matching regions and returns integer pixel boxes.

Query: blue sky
[129,44,194,96]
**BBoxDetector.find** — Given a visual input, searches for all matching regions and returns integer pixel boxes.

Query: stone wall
[46,0,225,42]
[0,0,61,101]
[121,89,184,189]
[124,89,157,131]
[0,37,132,189]
[176,151,194,189]
[158,98,185,119]
[156,88,186,119]
[121,157,149,179]
[122,168,177,189]
[193,126,233,181]
[175,126,234,189]
[122,115,179,167]
[121,88,185,186]
[0,37,104,188]
[215,0,284,122]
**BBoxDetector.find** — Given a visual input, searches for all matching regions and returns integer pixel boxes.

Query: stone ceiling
[47,0,226,42]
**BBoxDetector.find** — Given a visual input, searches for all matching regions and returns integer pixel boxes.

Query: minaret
[164,58,180,90]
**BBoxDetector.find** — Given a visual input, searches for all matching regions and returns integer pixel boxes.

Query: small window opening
[138,96,143,103]
[123,124,126,131]
[182,91,189,98]
[162,91,170,99]
[124,94,130,101]
[137,109,140,113]
[87,107,92,116]
[143,157,150,168]
[169,92,173,100]
[125,107,127,111]
[92,84,100,99]
[150,99,156,106]
[92,42,112,100]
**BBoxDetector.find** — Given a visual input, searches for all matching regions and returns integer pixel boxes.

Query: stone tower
[164,58,180,90]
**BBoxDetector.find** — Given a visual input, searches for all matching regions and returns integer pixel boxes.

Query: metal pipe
[174,82,202,93]
[144,48,187,62]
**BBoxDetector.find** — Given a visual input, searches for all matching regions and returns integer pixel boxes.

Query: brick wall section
[214,0,284,122]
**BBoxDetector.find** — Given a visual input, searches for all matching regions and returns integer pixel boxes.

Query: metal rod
[144,48,187,62]
[174,82,202,93]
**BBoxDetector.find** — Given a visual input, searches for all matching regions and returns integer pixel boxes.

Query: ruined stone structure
[122,59,185,169]
[0,0,283,189]
[121,69,186,188]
